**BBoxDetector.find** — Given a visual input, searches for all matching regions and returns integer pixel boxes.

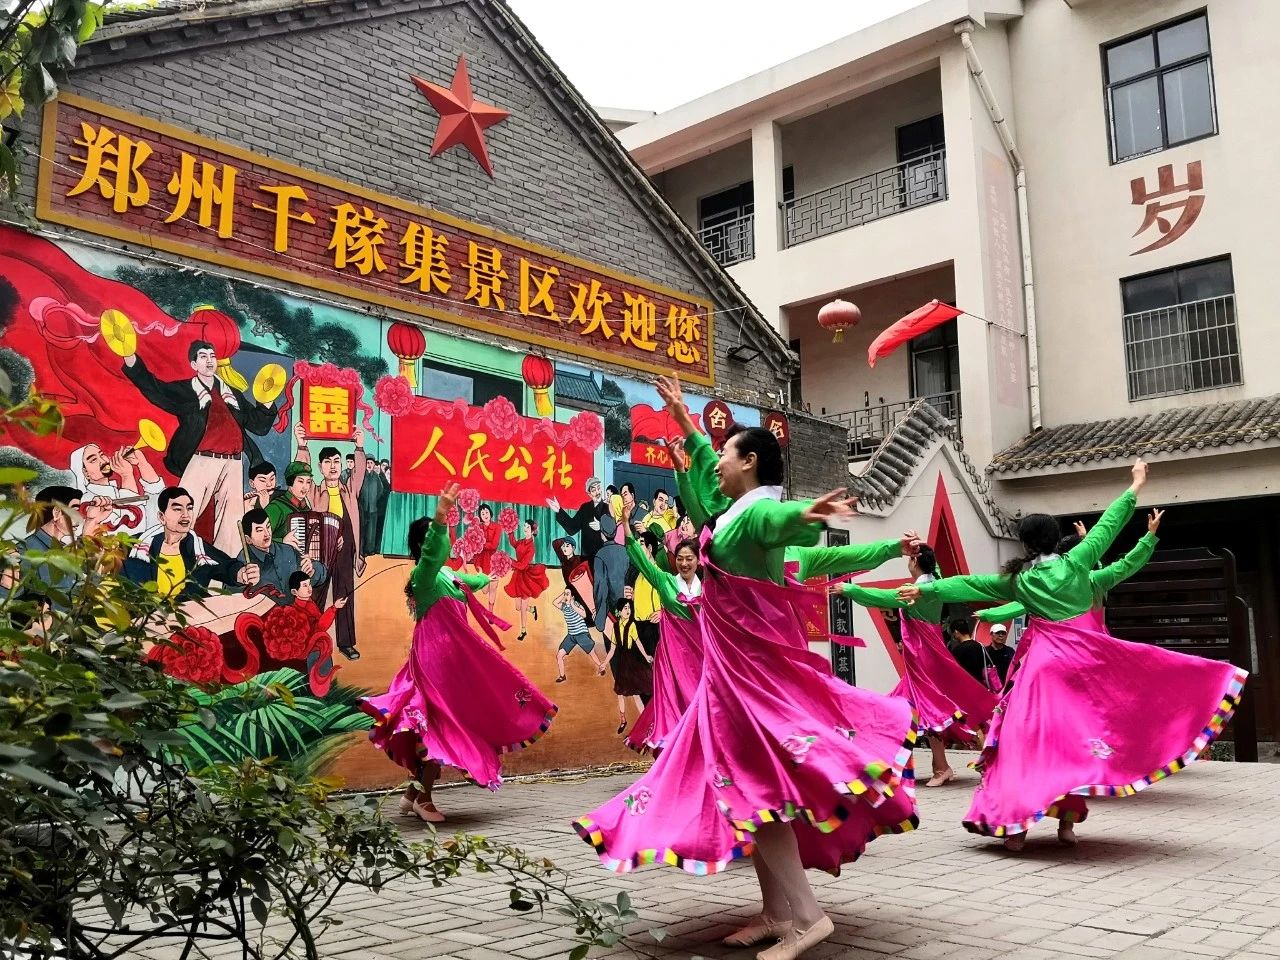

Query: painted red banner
[631,441,673,469]
[392,404,596,507]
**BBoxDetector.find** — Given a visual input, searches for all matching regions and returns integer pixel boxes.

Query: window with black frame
[1104,12,1217,163]
[1120,256,1240,401]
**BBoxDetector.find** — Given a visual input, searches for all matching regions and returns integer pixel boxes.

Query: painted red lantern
[521,354,555,417]
[387,322,427,387]
[818,298,861,344]
[189,306,247,391]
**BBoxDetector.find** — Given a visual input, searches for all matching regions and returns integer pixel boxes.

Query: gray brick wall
[787,412,852,501]
[8,0,838,489]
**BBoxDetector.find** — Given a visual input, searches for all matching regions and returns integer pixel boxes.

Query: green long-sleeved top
[976,531,1159,624]
[624,527,695,620]
[677,429,897,582]
[842,580,945,624]
[410,521,491,619]
[915,489,1139,622]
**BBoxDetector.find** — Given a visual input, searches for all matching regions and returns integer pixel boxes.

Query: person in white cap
[988,622,1015,686]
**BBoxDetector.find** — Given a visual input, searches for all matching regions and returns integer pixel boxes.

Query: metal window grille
[696,211,755,267]
[828,390,962,461]
[1122,294,1241,400]
[782,148,947,248]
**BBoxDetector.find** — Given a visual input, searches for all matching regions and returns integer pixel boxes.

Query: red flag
[867,300,964,368]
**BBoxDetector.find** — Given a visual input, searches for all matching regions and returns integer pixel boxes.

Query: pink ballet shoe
[925,768,954,787]
[397,794,415,817]
[722,917,792,947]
[1003,833,1027,853]
[1057,823,1078,847]
[412,800,446,824]
[756,916,833,960]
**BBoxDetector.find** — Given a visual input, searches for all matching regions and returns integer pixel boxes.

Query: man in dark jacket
[241,508,326,604]
[948,617,990,688]
[122,339,278,558]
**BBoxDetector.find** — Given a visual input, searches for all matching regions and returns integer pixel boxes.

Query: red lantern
[189,306,247,391]
[817,299,861,344]
[521,354,555,417]
[387,322,427,387]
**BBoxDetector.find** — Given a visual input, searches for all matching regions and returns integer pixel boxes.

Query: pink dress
[965,608,1248,836]
[625,596,704,755]
[361,579,556,790]
[576,536,918,876]
[891,617,997,745]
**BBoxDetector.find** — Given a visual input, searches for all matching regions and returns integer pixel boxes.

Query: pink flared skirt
[360,595,557,790]
[575,561,918,876]
[964,611,1247,836]
[890,617,997,745]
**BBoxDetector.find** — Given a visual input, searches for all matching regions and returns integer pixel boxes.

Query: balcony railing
[697,211,755,267]
[782,148,947,248]
[828,390,962,461]
[1122,294,1241,401]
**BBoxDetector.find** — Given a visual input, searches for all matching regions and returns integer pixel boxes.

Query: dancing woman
[361,484,557,823]
[504,519,549,641]
[976,508,1163,628]
[470,504,503,610]
[620,497,703,755]
[836,544,998,788]
[898,463,1245,850]
[575,375,918,960]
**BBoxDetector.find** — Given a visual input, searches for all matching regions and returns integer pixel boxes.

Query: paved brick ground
[141,751,1280,960]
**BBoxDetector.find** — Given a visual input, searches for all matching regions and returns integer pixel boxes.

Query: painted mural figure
[553,586,607,681]
[68,442,164,535]
[374,460,391,552]
[468,504,503,610]
[4,486,112,602]
[601,596,653,737]
[298,432,366,661]
[503,518,549,642]
[360,483,557,824]
[634,487,676,539]
[124,487,258,601]
[265,456,314,542]
[357,456,383,556]
[243,462,277,512]
[119,338,279,558]
[240,507,327,605]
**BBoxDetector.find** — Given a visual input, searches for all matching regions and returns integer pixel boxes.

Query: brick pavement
[140,751,1280,959]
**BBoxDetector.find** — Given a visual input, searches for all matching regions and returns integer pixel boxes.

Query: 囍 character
[121,339,278,557]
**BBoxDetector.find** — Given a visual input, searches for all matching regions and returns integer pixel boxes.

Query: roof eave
[989,436,1280,479]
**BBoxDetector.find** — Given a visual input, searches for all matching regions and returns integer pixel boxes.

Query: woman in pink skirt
[837,543,998,788]
[361,484,557,823]
[575,376,918,960]
[899,461,1246,850]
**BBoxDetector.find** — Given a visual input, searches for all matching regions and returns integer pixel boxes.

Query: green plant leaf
[4,761,77,796]
[250,897,268,926]
[568,946,589,960]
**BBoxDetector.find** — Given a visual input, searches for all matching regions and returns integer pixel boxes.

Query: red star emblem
[411,55,510,178]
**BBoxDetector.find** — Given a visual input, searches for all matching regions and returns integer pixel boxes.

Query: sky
[507,0,932,114]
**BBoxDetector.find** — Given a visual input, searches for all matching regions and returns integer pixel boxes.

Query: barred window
[1121,257,1240,401]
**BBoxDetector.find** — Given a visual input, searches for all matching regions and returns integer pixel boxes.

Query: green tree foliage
[0,392,630,958]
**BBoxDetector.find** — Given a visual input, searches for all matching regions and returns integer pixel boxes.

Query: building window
[1104,12,1217,163]
[423,360,522,408]
[696,170,794,267]
[908,317,960,423]
[1121,256,1240,401]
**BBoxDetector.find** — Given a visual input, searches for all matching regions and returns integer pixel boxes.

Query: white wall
[787,266,956,418]
[653,139,752,229]
[781,69,944,198]
[1009,0,1280,427]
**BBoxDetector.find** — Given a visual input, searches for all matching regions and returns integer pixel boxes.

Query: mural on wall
[0,226,758,782]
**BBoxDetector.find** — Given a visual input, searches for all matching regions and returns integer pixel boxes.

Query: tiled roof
[849,400,1012,535]
[554,370,607,408]
[989,395,1280,475]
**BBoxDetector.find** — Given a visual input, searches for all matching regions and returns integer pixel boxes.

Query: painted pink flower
[568,411,605,451]
[457,525,485,562]
[457,488,481,516]
[483,396,522,440]
[623,787,652,816]
[374,375,415,417]
[446,506,461,528]
[780,734,818,765]
[148,626,225,685]
[498,507,519,533]
[490,551,513,578]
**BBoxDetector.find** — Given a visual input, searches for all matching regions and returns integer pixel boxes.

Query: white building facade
[614,0,1280,741]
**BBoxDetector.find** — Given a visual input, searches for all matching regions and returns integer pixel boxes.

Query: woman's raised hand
[802,488,859,524]
[1148,507,1165,533]
[1130,458,1149,493]
[896,584,922,604]
[434,482,461,525]
[656,373,683,414]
